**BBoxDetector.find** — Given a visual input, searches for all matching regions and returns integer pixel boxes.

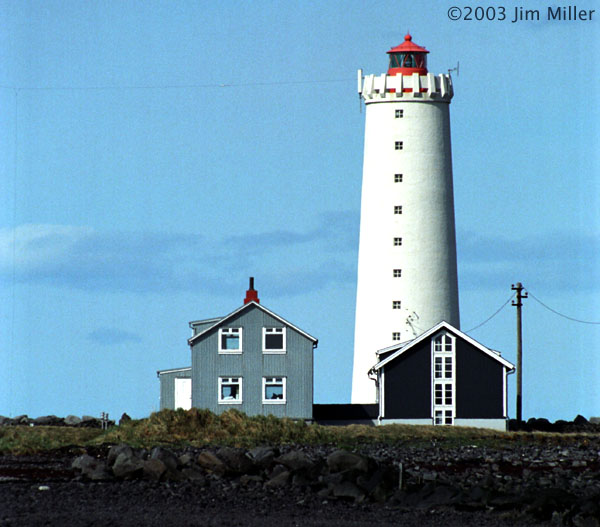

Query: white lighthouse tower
[351,35,460,403]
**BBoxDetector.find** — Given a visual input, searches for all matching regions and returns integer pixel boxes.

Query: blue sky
[1,1,598,422]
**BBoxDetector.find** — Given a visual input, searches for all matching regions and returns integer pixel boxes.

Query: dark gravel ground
[0,441,598,527]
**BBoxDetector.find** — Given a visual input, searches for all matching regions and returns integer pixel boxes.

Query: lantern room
[387,34,429,76]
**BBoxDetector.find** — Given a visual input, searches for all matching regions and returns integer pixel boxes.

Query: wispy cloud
[0,211,359,297]
[457,230,600,291]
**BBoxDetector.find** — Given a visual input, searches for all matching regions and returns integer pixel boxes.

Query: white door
[174,378,192,410]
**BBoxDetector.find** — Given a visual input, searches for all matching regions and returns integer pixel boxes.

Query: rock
[197,450,226,476]
[13,415,29,425]
[327,450,369,474]
[0,415,8,426]
[216,446,254,474]
[33,415,64,426]
[150,447,178,472]
[64,415,82,426]
[79,416,101,428]
[332,480,366,501]
[107,444,135,467]
[264,470,290,488]
[275,450,313,472]
[112,452,144,479]
[143,458,167,481]
[71,454,111,481]
[119,413,132,425]
[248,446,278,469]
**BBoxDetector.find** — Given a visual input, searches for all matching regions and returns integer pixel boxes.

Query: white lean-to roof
[372,320,514,372]
[156,366,191,377]
[187,301,318,346]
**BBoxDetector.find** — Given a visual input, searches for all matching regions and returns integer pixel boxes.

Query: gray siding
[158,368,191,410]
[191,304,314,419]
[190,317,223,336]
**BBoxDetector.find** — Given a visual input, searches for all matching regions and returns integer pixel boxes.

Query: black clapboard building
[371,321,515,431]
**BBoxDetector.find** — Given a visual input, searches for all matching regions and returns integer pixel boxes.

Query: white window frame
[218,377,243,404]
[262,327,286,354]
[218,328,242,353]
[431,332,456,425]
[262,377,286,404]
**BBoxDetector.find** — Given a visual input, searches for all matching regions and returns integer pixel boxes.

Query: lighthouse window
[395,109,404,118]
[395,141,404,150]
[393,237,403,246]
[392,332,401,341]
[394,206,403,214]
[394,174,403,183]
[392,301,401,309]
[393,269,402,278]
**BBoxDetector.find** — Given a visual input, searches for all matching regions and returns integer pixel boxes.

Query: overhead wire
[465,292,516,333]
[524,288,600,325]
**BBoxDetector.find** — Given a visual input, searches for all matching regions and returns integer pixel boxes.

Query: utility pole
[512,282,528,423]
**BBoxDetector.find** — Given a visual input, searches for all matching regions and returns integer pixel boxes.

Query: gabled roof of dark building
[187,300,318,347]
[371,320,514,372]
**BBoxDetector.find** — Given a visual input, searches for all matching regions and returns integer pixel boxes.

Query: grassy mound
[0,409,586,454]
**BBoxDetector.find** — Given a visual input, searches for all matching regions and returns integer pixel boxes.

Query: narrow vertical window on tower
[394,206,403,214]
[393,269,402,278]
[394,174,403,183]
[395,109,404,118]
[392,332,401,341]
[395,141,403,150]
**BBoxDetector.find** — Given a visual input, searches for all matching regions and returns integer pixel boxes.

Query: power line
[525,288,600,325]
[465,292,516,333]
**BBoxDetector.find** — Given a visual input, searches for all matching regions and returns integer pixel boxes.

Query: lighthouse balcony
[358,72,453,102]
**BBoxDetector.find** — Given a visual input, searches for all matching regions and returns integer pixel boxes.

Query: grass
[0,409,595,455]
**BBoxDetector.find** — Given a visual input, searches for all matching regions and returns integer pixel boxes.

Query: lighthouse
[351,35,460,403]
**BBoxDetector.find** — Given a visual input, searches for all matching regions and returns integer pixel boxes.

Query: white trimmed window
[218,377,242,404]
[393,269,402,278]
[395,109,404,118]
[262,377,286,404]
[395,141,403,150]
[394,173,403,183]
[392,332,401,341]
[263,327,286,353]
[392,300,401,309]
[432,332,455,425]
[394,206,403,215]
[394,237,403,246]
[218,328,242,353]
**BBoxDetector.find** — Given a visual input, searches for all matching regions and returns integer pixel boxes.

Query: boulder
[107,444,135,467]
[142,458,167,481]
[64,415,82,426]
[71,454,111,481]
[275,450,313,472]
[150,447,178,472]
[216,446,254,474]
[327,450,369,473]
[197,450,226,476]
[33,415,64,427]
[119,413,132,425]
[112,452,144,479]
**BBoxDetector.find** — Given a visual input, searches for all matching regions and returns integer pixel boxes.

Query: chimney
[244,277,259,304]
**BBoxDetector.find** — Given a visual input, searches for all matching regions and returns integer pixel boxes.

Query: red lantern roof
[387,34,429,55]
[387,34,429,76]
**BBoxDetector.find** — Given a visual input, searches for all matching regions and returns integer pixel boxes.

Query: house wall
[455,338,506,418]
[382,340,431,419]
[191,304,314,419]
[158,368,191,410]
